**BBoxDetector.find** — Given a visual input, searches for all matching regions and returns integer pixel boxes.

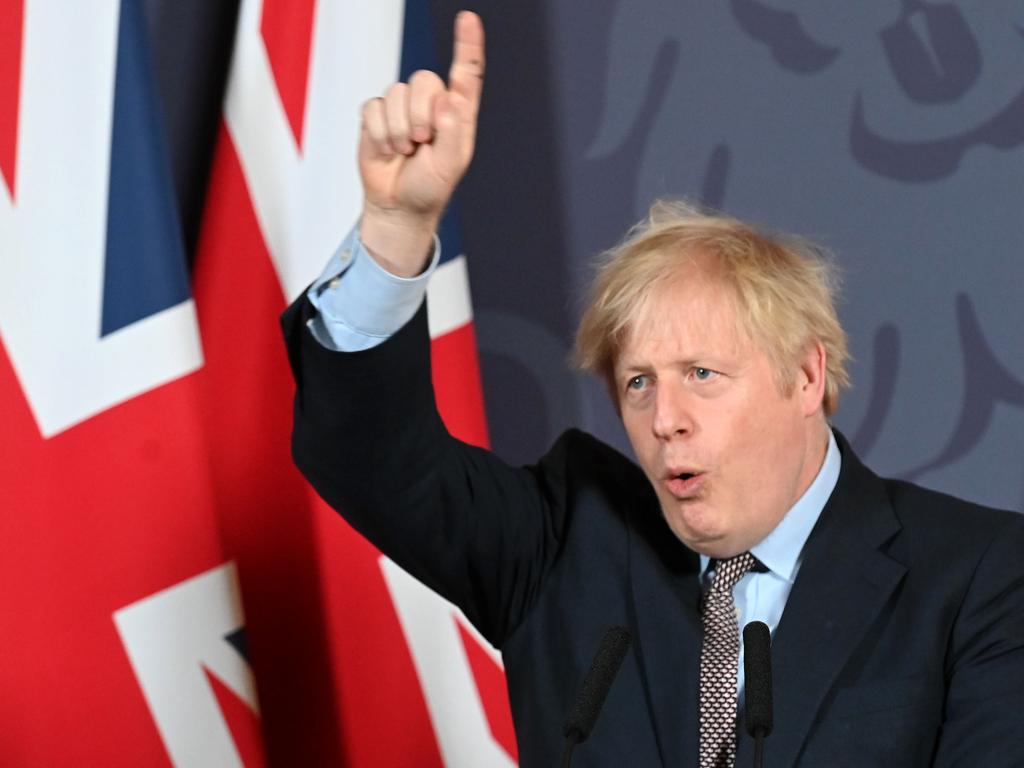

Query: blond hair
[575,200,850,415]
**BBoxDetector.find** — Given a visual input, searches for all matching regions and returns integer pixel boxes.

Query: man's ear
[797,341,827,417]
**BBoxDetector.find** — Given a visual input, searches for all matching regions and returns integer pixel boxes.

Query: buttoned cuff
[306,226,441,351]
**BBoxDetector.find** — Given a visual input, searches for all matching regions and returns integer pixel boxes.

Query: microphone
[561,626,632,768]
[743,621,774,768]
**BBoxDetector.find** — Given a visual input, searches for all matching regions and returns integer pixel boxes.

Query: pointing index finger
[448,11,485,110]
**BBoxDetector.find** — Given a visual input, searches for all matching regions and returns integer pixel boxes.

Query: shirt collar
[699,429,841,583]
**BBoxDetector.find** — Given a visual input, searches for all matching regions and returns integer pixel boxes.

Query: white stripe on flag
[427,254,473,339]
[0,0,203,437]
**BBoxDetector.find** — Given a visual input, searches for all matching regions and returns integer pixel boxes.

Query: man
[281,12,1024,766]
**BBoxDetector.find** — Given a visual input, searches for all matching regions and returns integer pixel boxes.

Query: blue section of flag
[401,0,465,265]
[225,627,249,663]
[101,0,190,337]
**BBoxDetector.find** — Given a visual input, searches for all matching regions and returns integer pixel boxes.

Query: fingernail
[412,125,430,142]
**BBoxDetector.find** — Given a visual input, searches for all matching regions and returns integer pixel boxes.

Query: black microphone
[743,621,774,768]
[561,626,632,768]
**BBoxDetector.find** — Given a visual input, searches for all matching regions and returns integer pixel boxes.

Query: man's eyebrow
[617,357,706,374]
[616,360,650,376]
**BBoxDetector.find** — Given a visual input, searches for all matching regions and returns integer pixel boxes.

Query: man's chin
[662,511,730,557]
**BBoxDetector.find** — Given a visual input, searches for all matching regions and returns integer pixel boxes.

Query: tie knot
[709,552,757,594]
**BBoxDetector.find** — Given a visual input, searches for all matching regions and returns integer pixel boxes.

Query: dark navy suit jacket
[283,299,1024,767]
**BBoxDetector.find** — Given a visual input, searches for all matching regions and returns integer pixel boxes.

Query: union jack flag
[2,0,516,764]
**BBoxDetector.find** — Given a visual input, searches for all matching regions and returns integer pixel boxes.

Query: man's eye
[627,375,648,391]
[693,367,716,381]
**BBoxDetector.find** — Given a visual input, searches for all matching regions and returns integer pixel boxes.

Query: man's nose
[651,384,695,440]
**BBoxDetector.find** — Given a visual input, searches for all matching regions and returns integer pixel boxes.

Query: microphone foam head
[743,621,773,737]
[563,626,632,743]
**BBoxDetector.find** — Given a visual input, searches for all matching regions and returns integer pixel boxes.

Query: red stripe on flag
[431,321,491,450]
[0,336,227,765]
[192,120,348,766]
[311,498,447,767]
[457,621,520,761]
[260,0,317,150]
[0,0,24,196]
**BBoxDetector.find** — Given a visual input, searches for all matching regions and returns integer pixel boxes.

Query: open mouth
[666,472,704,499]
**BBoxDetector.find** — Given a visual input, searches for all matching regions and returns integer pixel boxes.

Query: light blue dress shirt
[707,430,841,701]
[309,226,843,702]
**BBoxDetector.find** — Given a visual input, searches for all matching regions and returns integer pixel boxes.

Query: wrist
[360,204,439,278]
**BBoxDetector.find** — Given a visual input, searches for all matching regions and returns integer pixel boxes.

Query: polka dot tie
[699,552,757,768]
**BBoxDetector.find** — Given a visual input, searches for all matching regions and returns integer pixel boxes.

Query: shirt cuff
[306,226,440,351]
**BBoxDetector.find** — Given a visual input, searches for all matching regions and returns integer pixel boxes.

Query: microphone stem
[560,737,575,768]
[753,730,764,768]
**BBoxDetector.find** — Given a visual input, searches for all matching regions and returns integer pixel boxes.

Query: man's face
[616,270,826,558]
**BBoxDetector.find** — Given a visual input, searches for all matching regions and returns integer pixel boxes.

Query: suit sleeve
[933,511,1024,766]
[281,295,574,648]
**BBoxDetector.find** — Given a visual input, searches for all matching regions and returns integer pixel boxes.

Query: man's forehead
[617,275,752,367]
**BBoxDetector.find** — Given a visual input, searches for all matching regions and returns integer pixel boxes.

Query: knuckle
[385,81,408,100]
[361,97,381,117]
[409,69,442,88]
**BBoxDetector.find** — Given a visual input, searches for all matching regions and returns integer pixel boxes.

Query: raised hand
[358,11,485,277]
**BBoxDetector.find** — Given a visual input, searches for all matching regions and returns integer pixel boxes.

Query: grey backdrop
[434,0,1024,514]
[149,0,1024,513]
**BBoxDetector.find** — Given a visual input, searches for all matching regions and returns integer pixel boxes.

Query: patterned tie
[699,552,757,768]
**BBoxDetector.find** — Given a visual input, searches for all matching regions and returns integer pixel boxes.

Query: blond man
[282,12,1024,767]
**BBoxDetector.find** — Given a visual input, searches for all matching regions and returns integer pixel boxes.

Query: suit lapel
[628,497,703,768]
[753,434,907,767]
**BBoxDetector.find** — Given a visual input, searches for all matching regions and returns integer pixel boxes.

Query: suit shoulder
[880,475,1023,550]
[533,429,654,507]
[546,428,646,480]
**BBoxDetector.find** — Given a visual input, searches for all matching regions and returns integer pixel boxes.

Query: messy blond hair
[575,200,850,415]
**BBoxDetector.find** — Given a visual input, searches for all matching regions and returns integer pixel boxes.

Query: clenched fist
[358,11,485,277]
